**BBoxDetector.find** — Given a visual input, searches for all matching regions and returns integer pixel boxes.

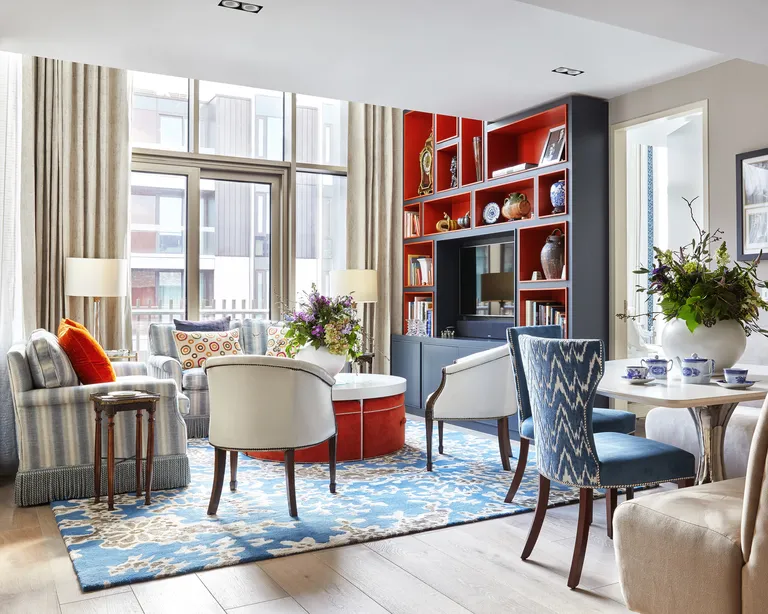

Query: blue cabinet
[391,337,421,409]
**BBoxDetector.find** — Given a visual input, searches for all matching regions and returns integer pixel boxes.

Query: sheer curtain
[0,52,22,474]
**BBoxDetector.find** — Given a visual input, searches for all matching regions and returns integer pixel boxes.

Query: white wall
[610,59,768,362]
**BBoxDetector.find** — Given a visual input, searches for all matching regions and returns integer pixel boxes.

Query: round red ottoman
[246,374,407,462]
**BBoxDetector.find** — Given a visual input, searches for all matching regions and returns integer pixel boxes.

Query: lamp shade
[480,272,515,302]
[65,258,128,298]
[329,269,378,303]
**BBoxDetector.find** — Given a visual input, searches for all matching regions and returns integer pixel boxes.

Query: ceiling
[0,0,733,120]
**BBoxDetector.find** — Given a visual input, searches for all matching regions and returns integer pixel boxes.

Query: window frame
[131,83,348,323]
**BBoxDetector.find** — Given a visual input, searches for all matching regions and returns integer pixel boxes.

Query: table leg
[687,403,738,484]
[135,408,143,498]
[107,411,115,511]
[145,405,156,505]
[94,408,102,503]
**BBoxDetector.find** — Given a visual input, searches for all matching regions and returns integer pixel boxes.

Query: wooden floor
[0,423,658,614]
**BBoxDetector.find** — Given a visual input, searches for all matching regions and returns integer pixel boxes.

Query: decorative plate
[715,380,756,390]
[483,201,501,225]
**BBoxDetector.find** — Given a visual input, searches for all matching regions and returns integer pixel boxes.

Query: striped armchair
[148,318,276,438]
[7,343,191,506]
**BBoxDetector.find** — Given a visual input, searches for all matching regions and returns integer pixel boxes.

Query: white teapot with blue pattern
[676,353,716,384]
[641,355,673,380]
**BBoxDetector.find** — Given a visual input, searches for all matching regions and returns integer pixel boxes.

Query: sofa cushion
[173,329,242,370]
[26,329,79,389]
[265,323,293,358]
[57,320,116,385]
[519,407,636,439]
[173,316,231,332]
[182,368,208,391]
[614,478,744,614]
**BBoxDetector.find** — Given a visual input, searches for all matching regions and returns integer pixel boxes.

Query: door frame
[609,100,709,361]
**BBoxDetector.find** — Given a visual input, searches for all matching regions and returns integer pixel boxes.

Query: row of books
[524,301,566,328]
[408,297,433,336]
[404,211,421,238]
[407,255,433,286]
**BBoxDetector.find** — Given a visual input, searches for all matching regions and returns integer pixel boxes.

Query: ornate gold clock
[418,131,434,196]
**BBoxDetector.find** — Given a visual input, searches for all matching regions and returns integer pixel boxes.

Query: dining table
[599,358,768,484]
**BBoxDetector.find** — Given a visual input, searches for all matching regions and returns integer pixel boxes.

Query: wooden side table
[91,391,161,510]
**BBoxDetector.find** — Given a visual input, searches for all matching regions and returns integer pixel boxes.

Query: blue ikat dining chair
[517,336,696,589]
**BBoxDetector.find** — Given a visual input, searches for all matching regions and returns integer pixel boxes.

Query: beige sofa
[614,398,768,614]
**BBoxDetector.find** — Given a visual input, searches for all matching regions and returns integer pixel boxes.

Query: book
[404,211,421,238]
[491,163,537,178]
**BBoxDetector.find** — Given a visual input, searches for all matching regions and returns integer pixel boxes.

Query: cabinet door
[391,339,421,409]
[421,344,459,409]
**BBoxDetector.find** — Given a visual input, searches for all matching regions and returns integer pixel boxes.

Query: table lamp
[65,258,128,345]
[480,272,515,314]
[330,269,378,371]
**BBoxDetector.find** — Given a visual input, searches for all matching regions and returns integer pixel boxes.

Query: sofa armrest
[427,346,517,420]
[113,362,148,377]
[148,355,183,390]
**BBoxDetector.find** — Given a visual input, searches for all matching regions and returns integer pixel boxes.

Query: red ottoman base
[246,393,405,463]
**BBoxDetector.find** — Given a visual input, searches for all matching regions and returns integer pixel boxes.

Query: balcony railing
[131,299,270,362]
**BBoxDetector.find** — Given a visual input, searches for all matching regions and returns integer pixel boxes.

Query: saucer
[620,376,655,385]
[715,380,756,390]
[108,390,141,397]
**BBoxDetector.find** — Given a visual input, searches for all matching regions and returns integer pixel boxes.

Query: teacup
[723,368,749,384]
[625,365,649,380]
[641,355,673,380]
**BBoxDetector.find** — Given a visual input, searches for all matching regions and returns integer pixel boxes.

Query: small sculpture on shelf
[550,179,566,214]
[457,211,471,228]
[436,213,459,233]
[502,192,531,221]
[541,228,565,280]
[418,131,434,196]
[450,155,458,189]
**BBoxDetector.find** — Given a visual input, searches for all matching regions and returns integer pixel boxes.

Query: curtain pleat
[347,103,403,374]
[21,57,131,349]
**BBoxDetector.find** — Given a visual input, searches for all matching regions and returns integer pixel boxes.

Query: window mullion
[186,167,202,320]
[191,79,200,154]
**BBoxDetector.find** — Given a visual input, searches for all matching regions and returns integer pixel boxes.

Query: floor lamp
[330,269,378,373]
[65,258,128,346]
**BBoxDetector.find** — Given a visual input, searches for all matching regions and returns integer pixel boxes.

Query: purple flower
[283,313,295,322]
[298,311,315,323]
[311,324,325,337]
[343,297,353,308]
[341,323,353,335]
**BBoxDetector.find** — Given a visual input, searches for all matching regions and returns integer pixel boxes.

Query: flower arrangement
[619,197,768,336]
[283,284,363,360]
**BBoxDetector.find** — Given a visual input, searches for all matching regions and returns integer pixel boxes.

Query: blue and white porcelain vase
[550,180,566,214]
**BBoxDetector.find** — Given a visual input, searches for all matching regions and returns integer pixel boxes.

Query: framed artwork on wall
[737,147,768,260]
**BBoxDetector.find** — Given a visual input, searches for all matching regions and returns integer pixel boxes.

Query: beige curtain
[347,103,403,374]
[21,57,131,349]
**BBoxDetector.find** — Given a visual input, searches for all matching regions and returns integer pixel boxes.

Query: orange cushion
[57,318,88,336]
[57,320,116,385]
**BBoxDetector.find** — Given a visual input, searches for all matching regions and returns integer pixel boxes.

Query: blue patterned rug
[51,420,617,591]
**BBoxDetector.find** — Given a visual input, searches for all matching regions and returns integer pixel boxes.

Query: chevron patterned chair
[504,325,636,512]
[517,336,696,589]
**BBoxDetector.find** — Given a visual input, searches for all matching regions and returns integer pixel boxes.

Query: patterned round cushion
[264,325,293,358]
[172,330,242,370]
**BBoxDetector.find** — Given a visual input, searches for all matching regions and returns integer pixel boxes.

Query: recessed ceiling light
[552,67,584,77]
[220,0,240,7]
[241,3,262,12]
[218,0,263,13]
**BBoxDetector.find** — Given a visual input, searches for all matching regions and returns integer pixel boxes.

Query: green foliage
[621,197,768,336]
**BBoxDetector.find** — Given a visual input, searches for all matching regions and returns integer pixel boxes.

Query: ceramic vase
[473,136,482,182]
[502,192,531,221]
[550,180,566,214]
[540,229,565,280]
[661,318,747,372]
[295,344,346,377]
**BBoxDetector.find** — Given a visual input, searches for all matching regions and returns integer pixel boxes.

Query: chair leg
[229,450,238,492]
[497,418,512,471]
[522,474,550,560]
[426,416,433,472]
[328,435,337,494]
[605,488,617,539]
[438,421,444,454]
[284,450,298,517]
[568,488,593,589]
[207,447,226,516]
[505,437,529,503]
[625,486,634,501]
[677,478,695,489]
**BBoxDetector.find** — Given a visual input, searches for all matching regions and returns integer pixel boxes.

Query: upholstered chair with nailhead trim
[517,336,696,589]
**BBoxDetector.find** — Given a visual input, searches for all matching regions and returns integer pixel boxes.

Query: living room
[2,2,768,613]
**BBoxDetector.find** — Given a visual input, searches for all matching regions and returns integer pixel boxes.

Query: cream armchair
[425,345,517,471]
[204,355,338,518]
[614,397,768,614]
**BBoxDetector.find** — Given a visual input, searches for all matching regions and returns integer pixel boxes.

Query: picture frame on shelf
[737,148,768,260]
[539,124,566,166]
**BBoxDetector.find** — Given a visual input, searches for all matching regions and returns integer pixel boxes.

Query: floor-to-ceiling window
[129,73,348,359]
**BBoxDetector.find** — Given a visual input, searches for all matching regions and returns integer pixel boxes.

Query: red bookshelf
[474,178,534,229]
[436,143,459,193]
[403,202,421,239]
[518,287,568,331]
[486,105,567,179]
[423,193,471,236]
[518,222,568,282]
[403,291,434,334]
[538,169,568,218]
[404,111,434,200]
[436,114,458,142]
[403,241,434,288]
[459,118,484,188]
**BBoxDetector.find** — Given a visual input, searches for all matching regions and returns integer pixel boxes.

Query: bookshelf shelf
[423,193,471,236]
[404,111,434,201]
[436,114,459,142]
[474,177,534,229]
[436,144,459,193]
[403,203,421,239]
[518,222,567,283]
